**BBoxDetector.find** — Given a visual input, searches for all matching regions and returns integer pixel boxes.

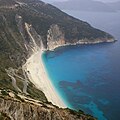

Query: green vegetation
[0,112,11,120]
[27,82,47,102]
[1,90,8,96]
[15,1,113,41]
[64,108,96,120]
[65,108,84,116]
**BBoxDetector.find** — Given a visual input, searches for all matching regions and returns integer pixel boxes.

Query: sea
[42,10,120,120]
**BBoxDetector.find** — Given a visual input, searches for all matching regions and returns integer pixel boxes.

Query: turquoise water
[42,11,120,120]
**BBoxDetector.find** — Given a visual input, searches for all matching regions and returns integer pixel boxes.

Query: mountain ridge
[52,0,116,12]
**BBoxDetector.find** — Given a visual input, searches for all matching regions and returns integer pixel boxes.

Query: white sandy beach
[23,50,66,108]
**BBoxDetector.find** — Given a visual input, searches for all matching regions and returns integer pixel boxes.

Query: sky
[42,0,120,3]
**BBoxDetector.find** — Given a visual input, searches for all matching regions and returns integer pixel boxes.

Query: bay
[43,10,120,120]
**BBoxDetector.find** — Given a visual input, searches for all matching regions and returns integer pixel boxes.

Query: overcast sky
[42,0,120,3]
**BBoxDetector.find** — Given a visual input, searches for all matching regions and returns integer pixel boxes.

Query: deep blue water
[42,11,120,120]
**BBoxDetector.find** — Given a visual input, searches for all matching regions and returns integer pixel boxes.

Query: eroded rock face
[46,24,115,50]
[0,97,96,120]
[47,24,65,50]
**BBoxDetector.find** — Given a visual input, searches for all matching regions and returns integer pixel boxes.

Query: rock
[47,24,65,50]
[0,96,96,120]
[8,92,15,98]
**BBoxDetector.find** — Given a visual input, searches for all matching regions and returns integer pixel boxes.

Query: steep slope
[0,0,115,119]
[0,0,115,50]
[0,94,96,120]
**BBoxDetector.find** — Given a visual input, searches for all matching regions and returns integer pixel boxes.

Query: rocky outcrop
[47,24,115,50]
[0,96,96,120]
[47,24,65,50]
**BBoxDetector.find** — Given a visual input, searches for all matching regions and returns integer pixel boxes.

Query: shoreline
[48,38,116,51]
[22,38,116,109]
[23,49,66,108]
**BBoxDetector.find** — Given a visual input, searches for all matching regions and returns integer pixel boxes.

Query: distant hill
[107,1,120,11]
[53,0,116,12]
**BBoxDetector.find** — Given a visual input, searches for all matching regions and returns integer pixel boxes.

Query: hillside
[0,0,115,119]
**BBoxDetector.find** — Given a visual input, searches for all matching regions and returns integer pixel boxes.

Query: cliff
[0,0,115,50]
[0,0,115,119]
[0,92,96,120]
[47,24,115,50]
